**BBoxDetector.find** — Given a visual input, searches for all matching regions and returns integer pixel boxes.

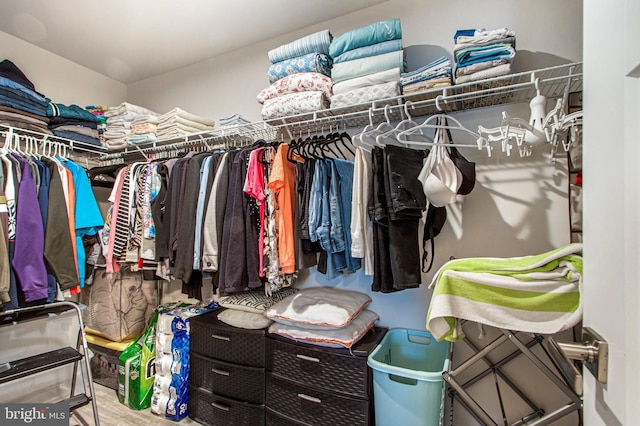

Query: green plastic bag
[118,308,159,410]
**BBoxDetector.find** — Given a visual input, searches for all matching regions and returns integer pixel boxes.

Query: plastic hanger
[374,101,430,147]
[397,113,491,156]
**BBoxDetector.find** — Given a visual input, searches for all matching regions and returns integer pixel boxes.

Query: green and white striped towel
[426,243,583,342]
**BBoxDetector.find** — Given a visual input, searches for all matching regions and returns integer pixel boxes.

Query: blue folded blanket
[329,18,402,58]
[268,29,333,64]
[267,53,332,84]
[455,43,516,68]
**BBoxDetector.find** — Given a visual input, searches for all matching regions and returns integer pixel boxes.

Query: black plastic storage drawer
[188,384,265,426]
[266,406,309,425]
[266,333,377,399]
[266,374,369,426]
[190,309,266,367]
[190,352,265,404]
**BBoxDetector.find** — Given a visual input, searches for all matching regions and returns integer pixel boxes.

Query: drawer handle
[211,402,230,411]
[211,334,230,341]
[211,368,230,376]
[296,354,320,363]
[297,393,322,404]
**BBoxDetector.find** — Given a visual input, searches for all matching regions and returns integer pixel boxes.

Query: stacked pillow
[216,287,298,330]
[265,286,379,348]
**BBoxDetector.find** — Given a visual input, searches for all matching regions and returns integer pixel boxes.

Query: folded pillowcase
[265,286,371,329]
[219,287,297,313]
[257,72,333,104]
[217,309,273,330]
[268,309,379,348]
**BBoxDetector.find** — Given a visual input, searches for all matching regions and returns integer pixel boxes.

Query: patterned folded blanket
[268,29,332,64]
[426,243,583,342]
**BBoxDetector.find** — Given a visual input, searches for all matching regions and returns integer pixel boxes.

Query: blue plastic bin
[367,328,451,426]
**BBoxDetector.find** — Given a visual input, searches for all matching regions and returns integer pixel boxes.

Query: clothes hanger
[374,101,431,147]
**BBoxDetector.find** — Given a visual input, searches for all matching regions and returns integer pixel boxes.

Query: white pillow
[268,309,379,348]
[265,286,371,329]
[219,287,297,313]
[217,309,273,330]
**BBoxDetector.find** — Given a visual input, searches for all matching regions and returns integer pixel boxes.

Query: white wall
[0,30,126,106]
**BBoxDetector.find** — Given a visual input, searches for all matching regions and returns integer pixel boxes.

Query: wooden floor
[71,383,203,426]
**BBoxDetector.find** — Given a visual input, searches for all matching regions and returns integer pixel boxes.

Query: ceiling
[0,0,387,84]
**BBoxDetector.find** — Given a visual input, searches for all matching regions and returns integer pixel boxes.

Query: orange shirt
[268,144,297,274]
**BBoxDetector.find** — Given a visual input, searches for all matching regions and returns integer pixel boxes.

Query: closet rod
[0,124,108,156]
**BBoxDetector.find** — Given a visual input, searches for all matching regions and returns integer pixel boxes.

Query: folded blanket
[50,125,99,138]
[268,29,332,64]
[0,119,52,135]
[104,128,131,139]
[331,50,404,84]
[261,91,329,121]
[454,27,516,43]
[0,109,49,127]
[267,53,332,84]
[455,58,510,78]
[402,78,452,94]
[454,63,512,84]
[104,138,128,149]
[426,243,583,342]
[333,39,403,64]
[455,43,516,68]
[257,72,333,104]
[159,107,215,127]
[330,18,402,58]
[157,116,215,132]
[104,102,157,118]
[131,114,159,125]
[332,67,400,95]
[52,129,101,146]
[0,76,47,103]
[47,103,98,123]
[454,36,516,52]
[106,112,137,124]
[330,81,400,109]
[128,133,158,145]
[130,122,158,135]
[219,113,251,127]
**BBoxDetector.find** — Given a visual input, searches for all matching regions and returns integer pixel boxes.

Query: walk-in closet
[0,1,636,425]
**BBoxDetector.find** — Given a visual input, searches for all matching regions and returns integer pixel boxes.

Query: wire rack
[1,62,583,163]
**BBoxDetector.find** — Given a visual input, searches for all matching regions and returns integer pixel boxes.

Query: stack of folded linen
[156,107,215,140]
[329,19,404,109]
[47,103,101,146]
[128,114,159,145]
[104,102,158,149]
[218,113,252,129]
[85,105,109,144]
[260,30,334,120]
[453,28,516,84]
[400,56,453,95]
[0,59,50,132]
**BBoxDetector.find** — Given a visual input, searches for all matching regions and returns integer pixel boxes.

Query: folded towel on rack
[330,81,400,109]
[130,122,158,135]
[104,137,128,149]
[268,29,333,64]
[454,58,511,78]
[267,53,332,84]
[454,43,516,68]
[426,243,583,342]
[401,78,452,94]
[332,39,403,65]
[261,91,329,121]
[332,67,400,96]
[159,108,215,127]
[157,117,215,133]
[329,18,402,58]
[331,50,404,84]
[104,102,157,118]
[454,28,516,44]
[128,133,158,145]
[257,72,333,104]
[454,63,512,84]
